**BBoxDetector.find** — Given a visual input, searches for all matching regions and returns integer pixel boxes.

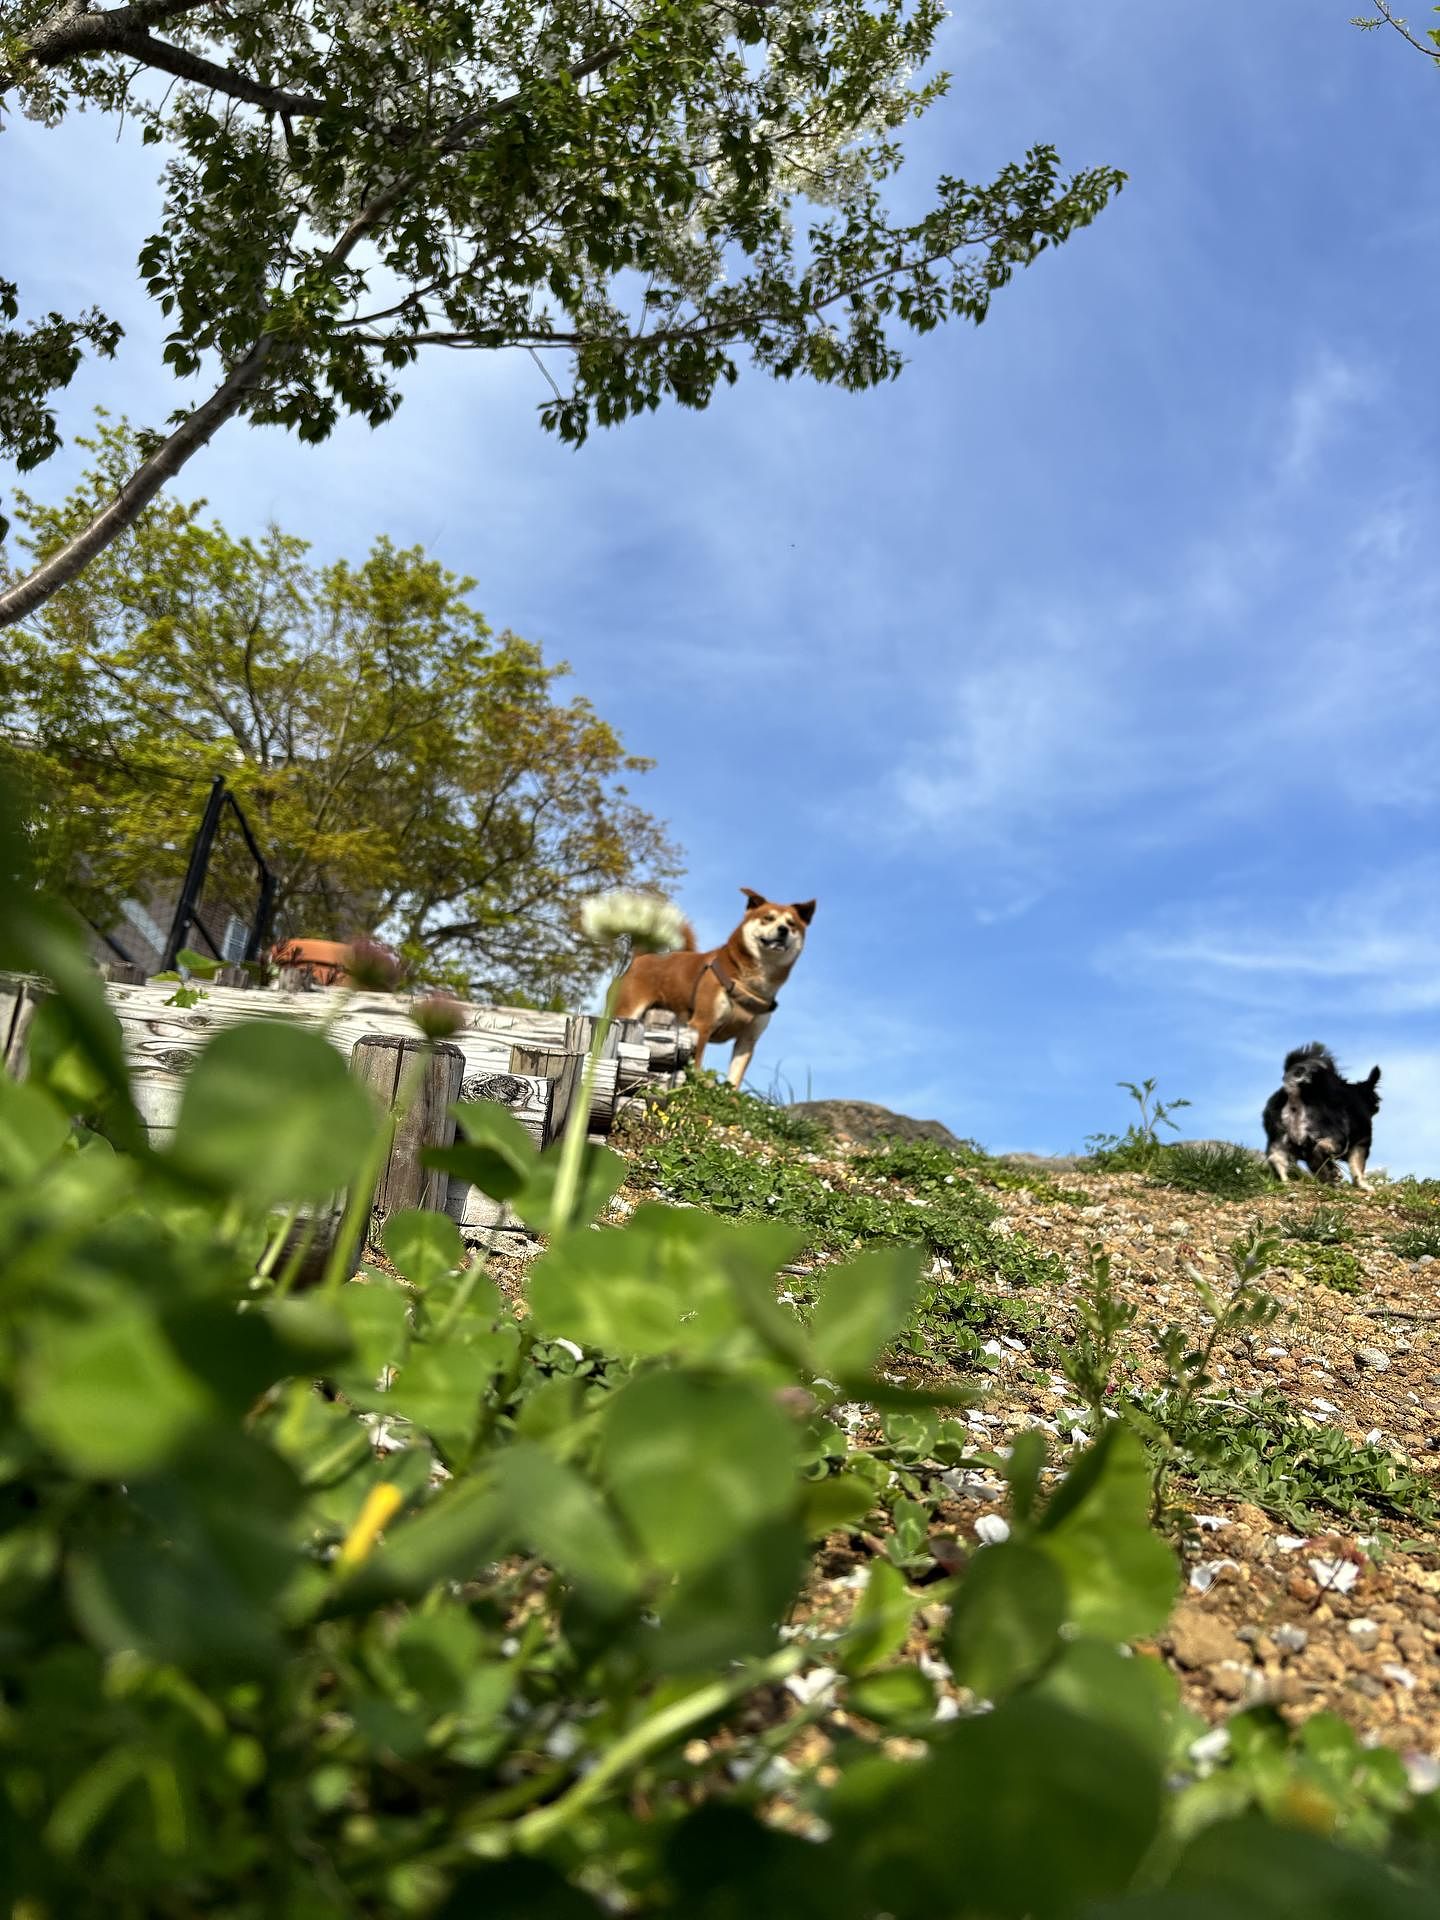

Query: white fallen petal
[1382,1664,1418,1691]
[1192,1515,1231,1532]
[941,1471,1006,1501]
[552,1337,584,1362]
[784,1666,840,1707]
[974,1515,1011,1546]
[1275,1535,1309,1554]
[1189,1559,1240,1593]
[1307,1557,1359,1593]
[1189,1727,1231,1768]
[1404,1754,1440,1794]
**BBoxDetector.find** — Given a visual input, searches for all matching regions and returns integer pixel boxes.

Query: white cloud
[890,623,1135,841]
[1275,350,1373,485]
[1103,862,1440,1017]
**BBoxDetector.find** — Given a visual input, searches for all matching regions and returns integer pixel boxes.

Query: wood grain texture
[350,1035,464,1217]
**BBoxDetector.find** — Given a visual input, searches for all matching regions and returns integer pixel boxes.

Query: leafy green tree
[0,0,1124,623]
[0,418,679,1002]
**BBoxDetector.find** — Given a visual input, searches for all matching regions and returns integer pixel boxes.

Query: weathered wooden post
[99,960,147,986]
[1,974,42,1078]
[349,1034,466,1220]
[509,1012,588,1140]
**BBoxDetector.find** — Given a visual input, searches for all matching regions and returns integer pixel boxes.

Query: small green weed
[641,1074,827,1150]
[977,1165,1091,1205]
[856,1137,1089,1207]
[1285,1241,1365,1296]
[852,1136,982,1190]
[1085,1076,1191,1170]
[1389,1222,1440,1260]
[1083,1124,1162,1172]
[1135,1226,1281,1526]
[633,1084,1065,1286]
[1158,1390,1439,1530]
[1284,1206,1353,1245]
[1120,1075,1191,1142]
[1150,1141,1270,1200]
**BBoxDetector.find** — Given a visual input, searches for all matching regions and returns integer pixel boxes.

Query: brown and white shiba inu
[613,888,815,1086]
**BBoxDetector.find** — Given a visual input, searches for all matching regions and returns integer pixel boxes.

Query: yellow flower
[336,1481,404,1571]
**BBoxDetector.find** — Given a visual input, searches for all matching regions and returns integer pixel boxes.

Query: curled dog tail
[1364,1064,1382,1113]
[678,919,697,951]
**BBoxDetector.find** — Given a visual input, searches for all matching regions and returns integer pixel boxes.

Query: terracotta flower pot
[271,938,354,986]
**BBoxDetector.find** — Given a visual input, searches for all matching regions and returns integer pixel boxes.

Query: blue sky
[5,4,1440,1167]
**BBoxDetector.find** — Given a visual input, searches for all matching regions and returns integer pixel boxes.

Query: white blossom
[580,890,689,953]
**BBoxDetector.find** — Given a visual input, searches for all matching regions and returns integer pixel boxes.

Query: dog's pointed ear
[739,887,766,912]
[1368,1066,1382,1086]
[794,899,816,925]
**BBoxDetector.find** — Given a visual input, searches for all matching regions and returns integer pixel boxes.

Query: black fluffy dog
[1262,1044,1381,1190]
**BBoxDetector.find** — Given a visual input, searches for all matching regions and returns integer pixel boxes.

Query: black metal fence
[160,775,276,973]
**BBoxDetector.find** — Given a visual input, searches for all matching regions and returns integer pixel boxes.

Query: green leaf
[174,946,221,978]
[1029,1638,1178,1762]
[847,1665,938,1729]
[833,1696,1164,1920]
[433,1100,538,1200]
[1154,1814,1437,1919]
[653,1517,809,1672]
[67,1431,301,1673]
[163,1298,350,1414]
[529,1204,801,1359]
[0,1076,71,1184]
[1004,1427,1048,1528]
[946,1542,1067,1700]
[433,1860,606,1920]
[800,1470,877,1537]
[385,1344,488,1467]
[513,1140,627,1237]
[169,1022,377,1204]
[328,1278,412,1396]
[599,1371,800,1574]
[493,1443,639,1611]
[326,1477,508,1613]
[809,1245,923,1378]
[840,1557,916,1676]
[1034,1426,1177,1640]
[383,1209,464,1289]
[664,1804,864,1920]
[0,897,141,1147]
[21,1304,211,1476]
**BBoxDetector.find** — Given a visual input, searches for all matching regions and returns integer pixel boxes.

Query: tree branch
[105,28,327,117]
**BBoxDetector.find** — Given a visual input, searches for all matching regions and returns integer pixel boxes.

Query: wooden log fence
[1,967,700,1253]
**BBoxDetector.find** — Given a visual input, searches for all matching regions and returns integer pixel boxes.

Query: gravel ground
[945,1169,1440,1756]
[424,1134,1440,1769]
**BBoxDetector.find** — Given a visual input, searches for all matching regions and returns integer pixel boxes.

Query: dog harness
[691,956,777,1018]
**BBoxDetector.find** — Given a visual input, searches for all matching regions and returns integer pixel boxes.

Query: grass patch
[1149,1141,1270,1200]
[1154,1388,1438,1531]
[1389,1222,1440,1260]
[1284,1241,1365,1296]
[1283,1206,1353,1245]
[629,1081,1066,1287]
[640,1073,828,1150]
[855,1136,1089,1208]
[1379,1177,1440,1218]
